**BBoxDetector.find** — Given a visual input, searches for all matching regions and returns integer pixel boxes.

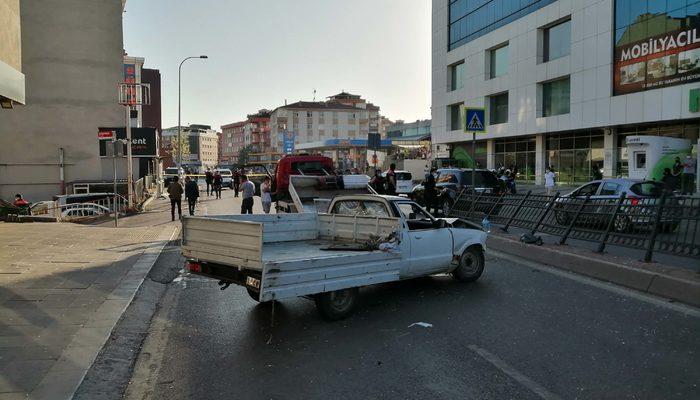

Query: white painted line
[468,344,563,400]
[490,250,700,318]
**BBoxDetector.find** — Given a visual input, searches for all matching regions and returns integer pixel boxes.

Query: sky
[123,0,432,130]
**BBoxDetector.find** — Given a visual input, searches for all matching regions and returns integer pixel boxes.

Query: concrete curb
[27,225,179,400]
[487,234,700,308]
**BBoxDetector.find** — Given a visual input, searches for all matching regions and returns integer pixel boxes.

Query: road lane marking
[490,250,700,318]
[468,345,563,400]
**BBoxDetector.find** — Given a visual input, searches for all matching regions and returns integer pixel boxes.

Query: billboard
[98,127,157,158]
[283,131,295,154]
[614,25,700,95]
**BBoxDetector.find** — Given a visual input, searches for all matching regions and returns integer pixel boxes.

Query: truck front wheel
[451,246,485,282]
[315,288,359,320]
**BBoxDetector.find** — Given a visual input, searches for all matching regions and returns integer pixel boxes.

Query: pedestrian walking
[233,169,241,198]
[682,155,696,195]
[213,171,223,199]
[240,175,255,214]
[167,176,183,221]
[205,168,214,196]
[544,167,556,196]
[184,176,199,216]
[260,176,272,214]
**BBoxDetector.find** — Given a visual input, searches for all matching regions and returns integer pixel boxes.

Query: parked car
[215,168,233,189]
[182,194,487,320]
[382,170,413,195]
[554,178,679,232]
[410,168,501,215]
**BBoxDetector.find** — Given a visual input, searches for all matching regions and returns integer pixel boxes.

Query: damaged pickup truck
[181,194,487,320]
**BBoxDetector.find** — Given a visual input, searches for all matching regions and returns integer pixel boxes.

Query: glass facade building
[449,0,557,50]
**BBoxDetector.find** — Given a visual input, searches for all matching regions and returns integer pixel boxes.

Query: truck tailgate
[182,217,264,270]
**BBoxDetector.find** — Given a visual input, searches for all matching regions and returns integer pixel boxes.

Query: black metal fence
[448,190,700,261]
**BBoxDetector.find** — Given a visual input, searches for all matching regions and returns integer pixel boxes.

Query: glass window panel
[490,45,509,78]
[516,140,527,152]
[450,104,462,131]
[559,136,574,149]
[616,0,632,28]
[591,135,604,149]
[496,142,506,153]
[648,0,666,15]
[449,62,465,91]
[542,77,571,117]
[489,92,509,124]
[547,136,559,150]
[505,142,516,152]
[629,20,648,42]
[667,0,687,13]
[630,0,649,24]
[575,136,589,149]
[545,19,571,61]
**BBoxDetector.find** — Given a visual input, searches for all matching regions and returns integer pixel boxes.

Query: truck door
[395,202,453,275]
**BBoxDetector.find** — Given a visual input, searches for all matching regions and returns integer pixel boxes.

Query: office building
[162,124,219,171]
[432,0,700,184]
[0,0,24,108]
[0,0,125,200]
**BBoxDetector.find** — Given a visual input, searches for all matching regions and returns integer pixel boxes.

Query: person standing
[205,169,214,196]
[661,168,678,196]
[233,169,241,198]
[240,175,255,214]
[423,169,437,215]
[682,155,696,195]
[213,171,223,199]
[167,175,183,221]
[544,167,556,195]
[672,157,683,191]
[184,176,199,216]
[260,176,272,214]
[386,163,397,195]
[370,169,386,194]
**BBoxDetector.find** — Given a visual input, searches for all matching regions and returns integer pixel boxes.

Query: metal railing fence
[448,190,700,261]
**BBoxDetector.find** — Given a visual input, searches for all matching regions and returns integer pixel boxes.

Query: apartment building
[432,0,700,184]
[0,0,24,108]
[220,121,246,164]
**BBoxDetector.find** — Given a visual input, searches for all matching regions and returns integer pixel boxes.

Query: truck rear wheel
[451,246,484,282]
[247,288,261,302]
[315,288,359,320]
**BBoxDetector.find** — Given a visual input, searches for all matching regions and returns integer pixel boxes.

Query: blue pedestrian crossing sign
[462,107,487,133]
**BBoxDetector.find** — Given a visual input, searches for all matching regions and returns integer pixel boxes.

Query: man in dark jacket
[167,176,183,221]
[184,176,199,216]
[205,169,214,196]
[233,169,241,198]
[213,171,223,199]
[423,169,437,215]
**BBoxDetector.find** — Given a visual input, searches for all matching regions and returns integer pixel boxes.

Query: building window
[448,0,558,50]
[542,77,570,117]
[449,61,465,91]
[489,92,508,124]
[449,103,462,131]
[544,19,571,62]
[489,44,508,79]
[306,111,312,117]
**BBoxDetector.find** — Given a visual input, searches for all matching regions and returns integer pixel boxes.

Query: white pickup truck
[182,194,487,320]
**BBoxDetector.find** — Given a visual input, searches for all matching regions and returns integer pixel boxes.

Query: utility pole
[126,106,134,208]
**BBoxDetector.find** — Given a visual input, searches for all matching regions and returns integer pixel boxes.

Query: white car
[383,170,413,194]
[215,168,233,188]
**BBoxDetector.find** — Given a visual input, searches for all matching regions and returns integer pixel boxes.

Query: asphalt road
[118,198,699,400]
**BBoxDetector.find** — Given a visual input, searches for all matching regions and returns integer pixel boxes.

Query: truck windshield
[292,161,327,175]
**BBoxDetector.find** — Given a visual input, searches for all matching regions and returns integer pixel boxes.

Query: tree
[238,145,254,165]
[168,134,190,165]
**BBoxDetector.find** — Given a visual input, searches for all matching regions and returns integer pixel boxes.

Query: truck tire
[247,288,260,302]
[451,246,485,282]
[315,288,359,321]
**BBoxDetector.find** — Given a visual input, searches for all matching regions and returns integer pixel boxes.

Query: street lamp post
[177,55,208,167]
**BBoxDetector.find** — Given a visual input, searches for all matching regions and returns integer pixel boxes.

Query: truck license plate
[246,276,261,289]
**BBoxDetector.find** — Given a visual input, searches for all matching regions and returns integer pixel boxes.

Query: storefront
[495,136,537,182]
[546,130,605,185]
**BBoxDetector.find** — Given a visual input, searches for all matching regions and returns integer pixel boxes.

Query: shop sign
[98,127,157,158]
[614,25,700,95]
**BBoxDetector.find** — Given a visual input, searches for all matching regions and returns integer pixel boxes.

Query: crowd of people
[166,168,273,221]
[662,155,697,195]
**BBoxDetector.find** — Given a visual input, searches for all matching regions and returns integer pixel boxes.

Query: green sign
[690,89,700,113]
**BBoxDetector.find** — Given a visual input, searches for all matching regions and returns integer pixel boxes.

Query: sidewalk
[0,221,177,399]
